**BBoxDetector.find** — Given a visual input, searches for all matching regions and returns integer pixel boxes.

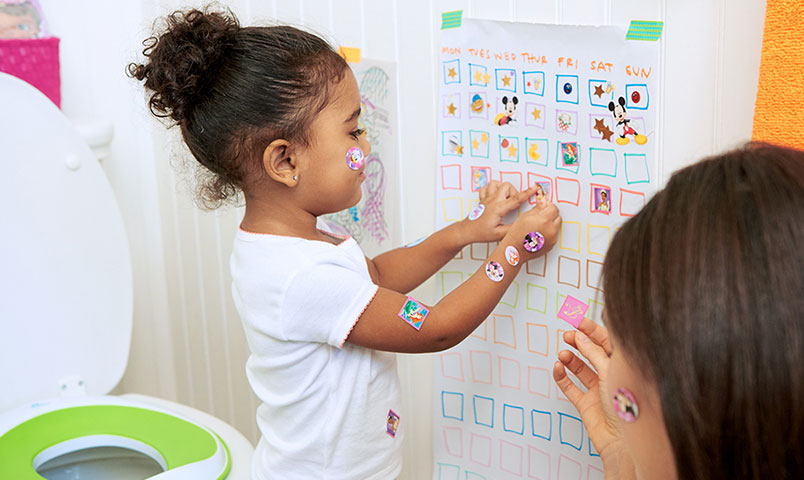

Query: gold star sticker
[474,70,483,83]
[448,67,457,79]
[531,108,541,120]
[483,73,491,84]
[507,144,518,158]
[447,102,457,115]
[528,143,540,161]
[455,144,464,155]
[480,132,489,143]
[472,139,479,150]
[593,84,605,98]
[501,75,511,86]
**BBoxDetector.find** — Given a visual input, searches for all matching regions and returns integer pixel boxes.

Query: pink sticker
[485,261,504,282]
[612,388,639,422]
[398,297,429,330]
[386,409,400,437]
[557,295,588,328]
[346,146,364,170]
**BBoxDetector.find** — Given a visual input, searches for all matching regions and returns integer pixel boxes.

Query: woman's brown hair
[603,143,804,479]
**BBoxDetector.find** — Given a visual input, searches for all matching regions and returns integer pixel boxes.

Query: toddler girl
[130,7,561,479]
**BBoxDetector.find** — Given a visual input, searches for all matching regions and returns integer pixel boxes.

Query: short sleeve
[282,255,378,348]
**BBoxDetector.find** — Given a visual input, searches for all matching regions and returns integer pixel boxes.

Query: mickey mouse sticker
[608,97,648,146]
[494,96,518,126]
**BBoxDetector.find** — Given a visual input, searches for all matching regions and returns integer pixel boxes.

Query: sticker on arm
[398,297,429,330]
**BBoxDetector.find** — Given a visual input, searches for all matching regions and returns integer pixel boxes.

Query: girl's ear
[262,139,298,187]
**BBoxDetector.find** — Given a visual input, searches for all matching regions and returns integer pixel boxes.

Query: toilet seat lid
[0,73,133,411]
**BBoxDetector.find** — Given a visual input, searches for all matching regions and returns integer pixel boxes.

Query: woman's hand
[553,318,633,477]
[462,181,537,243]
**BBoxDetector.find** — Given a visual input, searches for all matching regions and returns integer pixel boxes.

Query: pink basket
[0,37,60,107]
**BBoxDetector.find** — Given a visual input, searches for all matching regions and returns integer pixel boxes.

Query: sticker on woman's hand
[346,146,364,170]
[485,261,504,282]
[504,246,519,266]
[467,204,485,221]
[523,231,545,253]
[398,297,429,330]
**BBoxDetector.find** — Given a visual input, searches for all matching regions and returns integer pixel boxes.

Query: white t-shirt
[230,223,403,480]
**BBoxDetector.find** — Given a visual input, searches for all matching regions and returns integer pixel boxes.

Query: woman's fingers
[557,349,599,390]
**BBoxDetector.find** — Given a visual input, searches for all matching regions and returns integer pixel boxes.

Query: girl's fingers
[557,349,599,389]
[552,361,587,406]
[577,317,613,355]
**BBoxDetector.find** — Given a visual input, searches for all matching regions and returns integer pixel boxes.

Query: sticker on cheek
[523,231,545,253]
[386,409,400,437]
[557,295,588,328]
[467,203,485,221]
[612,387,639,422]
[398,297,429,330]
[485,261,504,282]
[504,245,519,266]
[346,146,364,170]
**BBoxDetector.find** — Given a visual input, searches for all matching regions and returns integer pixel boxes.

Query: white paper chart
[433,19,660,480]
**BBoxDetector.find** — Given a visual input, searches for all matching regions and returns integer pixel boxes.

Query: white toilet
[0,73,254,479]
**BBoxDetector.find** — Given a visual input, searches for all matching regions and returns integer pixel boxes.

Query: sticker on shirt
[504,245,519,266]
[398,297,429,330]
[467,203,485,221]
[485,261,504,282]
[386,409,400,437]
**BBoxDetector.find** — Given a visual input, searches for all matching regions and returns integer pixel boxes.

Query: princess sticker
[398,297,429,330]
[467,203,485,221]
[386,409,400,437]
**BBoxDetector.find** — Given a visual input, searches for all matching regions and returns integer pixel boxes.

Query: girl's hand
[553,319,632,476]
[463,181,537,243]
[503,196,561,260]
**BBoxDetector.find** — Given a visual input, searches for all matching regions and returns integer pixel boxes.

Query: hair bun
[128,7,239,122]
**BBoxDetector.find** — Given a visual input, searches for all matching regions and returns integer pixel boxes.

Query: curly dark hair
[127,6,348,208]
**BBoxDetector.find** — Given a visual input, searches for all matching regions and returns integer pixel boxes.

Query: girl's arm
[346,197,561,353]
[365,181,537,293]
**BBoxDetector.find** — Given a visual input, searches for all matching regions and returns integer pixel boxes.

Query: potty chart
[433,18,660,480]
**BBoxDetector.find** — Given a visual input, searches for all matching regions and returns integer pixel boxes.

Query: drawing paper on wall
[434,19,660,479]
[324,58,401,258]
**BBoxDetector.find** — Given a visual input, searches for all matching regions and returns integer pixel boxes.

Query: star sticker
[455,144,464,155]
[480,132,489,143]
[474,70,483,83]
[507,144,518,158]
[593,117,606,132]
[483,72,491,85]
[531,108,541,121]
[501,75,511,86]
[600,125,614,142]
[448,67,457,79]
[528,143,540,161]
[593,84,605,98]
[472,139,479,150]
[446,102,457,115]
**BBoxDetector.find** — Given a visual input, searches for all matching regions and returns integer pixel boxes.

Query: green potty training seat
[0,404,231,479]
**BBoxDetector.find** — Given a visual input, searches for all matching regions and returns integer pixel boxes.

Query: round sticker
[346,146,364,170]
[467,204,485,221]
[504,246,519,266]
[612,387,639,423]
[523,232,545,253]
[485,261,504,282]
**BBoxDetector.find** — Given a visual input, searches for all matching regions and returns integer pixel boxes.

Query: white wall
[39,0,765,478]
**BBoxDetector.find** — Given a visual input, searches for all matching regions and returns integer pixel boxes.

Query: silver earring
[293,175,298,181]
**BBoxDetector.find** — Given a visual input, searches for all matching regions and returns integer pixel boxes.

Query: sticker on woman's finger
[612,388,639,422]
[504,246,519,266]
[523,231,545,253]
[485,261,504,282]
[346,146,364,170]
[467,203,485,221]
[398,297,429,330]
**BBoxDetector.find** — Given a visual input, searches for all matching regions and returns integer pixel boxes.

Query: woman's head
[603,143,804,479]
[128,7,349,207]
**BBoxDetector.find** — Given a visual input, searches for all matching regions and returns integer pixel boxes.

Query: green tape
[626,20,664,41]
[441,10,463,30]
